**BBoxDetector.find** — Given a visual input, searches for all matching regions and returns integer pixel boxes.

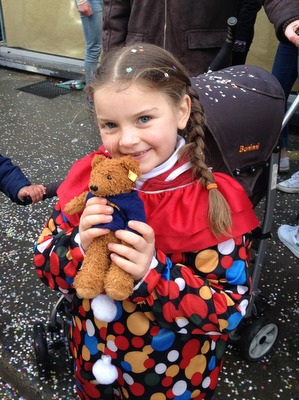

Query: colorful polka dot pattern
[70,295,228,399]
[34,200,251,399]
[34,202,83,293]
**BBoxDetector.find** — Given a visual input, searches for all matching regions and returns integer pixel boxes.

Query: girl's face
[94,83,191,174]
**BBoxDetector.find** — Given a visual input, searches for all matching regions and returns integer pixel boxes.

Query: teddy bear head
[88,155,141,197]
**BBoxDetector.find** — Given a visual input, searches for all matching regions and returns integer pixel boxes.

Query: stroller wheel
[239,316,279,361]
[33,322,51,375]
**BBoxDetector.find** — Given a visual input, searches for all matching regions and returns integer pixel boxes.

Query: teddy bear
[64,154,146,301]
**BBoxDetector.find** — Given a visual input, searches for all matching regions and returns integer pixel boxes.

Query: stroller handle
[22,180,63,205]
[207,16,238,72]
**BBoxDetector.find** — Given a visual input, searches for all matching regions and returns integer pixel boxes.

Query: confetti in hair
[130,46,144,54]
[126,67,133,73]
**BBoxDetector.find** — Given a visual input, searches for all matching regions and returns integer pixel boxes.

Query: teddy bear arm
[64,191,88,215]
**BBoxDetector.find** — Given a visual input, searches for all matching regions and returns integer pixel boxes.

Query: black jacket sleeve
[261,0,299,41]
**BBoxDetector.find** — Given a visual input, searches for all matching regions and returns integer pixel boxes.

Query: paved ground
[0,66,298,400]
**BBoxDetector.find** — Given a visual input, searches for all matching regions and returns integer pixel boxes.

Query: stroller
[33,64,289,374]
[191,64,286,361]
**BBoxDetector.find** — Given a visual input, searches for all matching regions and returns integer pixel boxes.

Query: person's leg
[272,42,298,171]
[80,0,102,85]
[272,41,298,118]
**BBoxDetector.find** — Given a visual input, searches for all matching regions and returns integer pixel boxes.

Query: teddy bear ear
[92,155,106,168]
[121,156,141,177]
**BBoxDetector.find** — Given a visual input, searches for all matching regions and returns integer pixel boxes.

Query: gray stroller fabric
[191,65,285,204]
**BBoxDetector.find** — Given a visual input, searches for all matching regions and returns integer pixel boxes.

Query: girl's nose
[119,127,139,147]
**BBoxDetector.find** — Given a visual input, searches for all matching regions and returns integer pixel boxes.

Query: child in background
[34,44,259,399]
[0,154,45,204]
[75,0,102,86]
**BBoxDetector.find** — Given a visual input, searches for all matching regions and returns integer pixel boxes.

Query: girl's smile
[126,148,151,159]
[94,83,190,174]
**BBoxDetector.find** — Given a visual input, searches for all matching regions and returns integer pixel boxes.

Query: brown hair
[88,43,231,237]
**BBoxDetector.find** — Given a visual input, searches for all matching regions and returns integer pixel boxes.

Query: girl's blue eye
[106,122,116,129]
[139,116,151,124]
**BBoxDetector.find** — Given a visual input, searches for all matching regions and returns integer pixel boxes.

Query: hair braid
[181,87,232,238]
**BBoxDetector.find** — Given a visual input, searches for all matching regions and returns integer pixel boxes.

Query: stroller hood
[191,65,285,202]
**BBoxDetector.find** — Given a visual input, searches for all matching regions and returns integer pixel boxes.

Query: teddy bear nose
[90,185,98,192]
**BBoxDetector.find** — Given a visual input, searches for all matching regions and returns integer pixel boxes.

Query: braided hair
[88,43,232,237]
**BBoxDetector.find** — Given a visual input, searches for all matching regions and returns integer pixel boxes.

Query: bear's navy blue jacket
[86,191,146,232]
[0,154,31,204]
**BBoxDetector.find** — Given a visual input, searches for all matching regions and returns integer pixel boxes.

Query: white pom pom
[92,355,118,384]
[91,294,117,322]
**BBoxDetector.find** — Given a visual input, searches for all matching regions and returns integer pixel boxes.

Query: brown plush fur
[64,155,142,301]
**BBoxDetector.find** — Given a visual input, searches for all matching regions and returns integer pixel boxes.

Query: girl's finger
[127,221,155,243]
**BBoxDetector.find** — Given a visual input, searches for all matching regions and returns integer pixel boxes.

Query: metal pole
[281,93,299,130]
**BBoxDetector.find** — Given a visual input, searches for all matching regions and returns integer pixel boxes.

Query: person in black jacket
[262,0,299,47]
[102,0,299,76]
[232,0,262,65]
[0,154,45,204]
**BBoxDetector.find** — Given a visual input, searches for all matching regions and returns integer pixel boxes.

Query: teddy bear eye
[107,175,112,180]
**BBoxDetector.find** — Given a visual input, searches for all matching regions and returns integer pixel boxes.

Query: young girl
[34,44,259,400]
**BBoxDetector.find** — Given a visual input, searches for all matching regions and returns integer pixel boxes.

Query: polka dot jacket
[34,155,259,400]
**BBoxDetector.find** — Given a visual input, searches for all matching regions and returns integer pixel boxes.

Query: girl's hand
[79,196,114,251]
[108,221,155,282]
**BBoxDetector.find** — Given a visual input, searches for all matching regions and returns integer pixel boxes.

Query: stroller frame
[33,293,73,376]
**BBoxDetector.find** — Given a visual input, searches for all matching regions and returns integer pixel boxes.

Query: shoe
[277,225,299,258]
[277,171,299,193]
[279,157,290,172]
